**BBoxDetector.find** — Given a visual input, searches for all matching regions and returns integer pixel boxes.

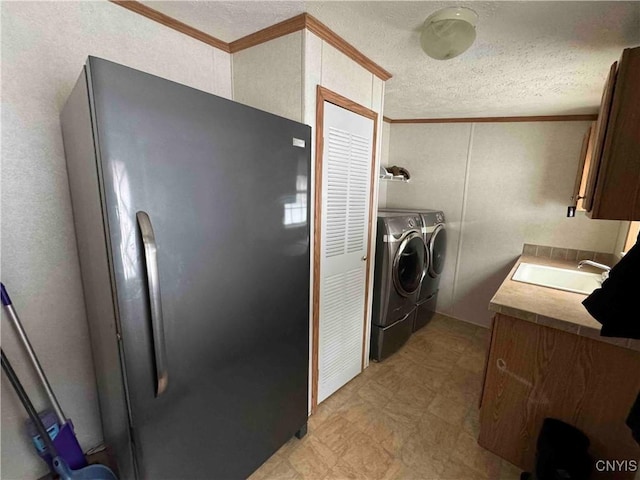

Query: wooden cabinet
[479,314,640,479]
[572,46,640,220]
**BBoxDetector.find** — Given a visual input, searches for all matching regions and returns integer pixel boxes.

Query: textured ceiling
[142,1,640,119]
[143,1,306,41]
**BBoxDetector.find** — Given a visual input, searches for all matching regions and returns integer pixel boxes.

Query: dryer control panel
[420,211,445,227]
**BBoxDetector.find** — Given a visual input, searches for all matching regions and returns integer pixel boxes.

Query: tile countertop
[489,254,640,352]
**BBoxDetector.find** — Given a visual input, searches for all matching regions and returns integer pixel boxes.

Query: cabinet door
[479,314,640,479]
[571,123,594,211]
[589,47,640,220]
[583,62,617,212]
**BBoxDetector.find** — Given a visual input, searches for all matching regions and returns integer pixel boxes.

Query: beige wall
[614,221,632,260]
[378,121,391,208]
[386,121,622,327]
[1,2,232,478]
[232,31,303,122]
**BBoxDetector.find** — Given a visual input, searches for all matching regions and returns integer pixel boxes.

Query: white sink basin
[512,263,603,295]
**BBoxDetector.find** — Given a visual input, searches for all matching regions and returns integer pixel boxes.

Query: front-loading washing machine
[379,208,447,331]
[371,212,426,361]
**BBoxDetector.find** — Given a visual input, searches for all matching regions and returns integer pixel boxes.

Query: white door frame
[311,86,378,412]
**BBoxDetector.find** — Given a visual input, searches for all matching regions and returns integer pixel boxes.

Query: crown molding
[110,1,230,52]
[110,2,392,81]
[303,14,392,81]
[229,13,392,81]
[228,14,306,53]
[385,114,598,124]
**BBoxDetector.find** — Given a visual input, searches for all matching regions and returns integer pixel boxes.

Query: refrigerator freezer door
[87,57,310,479]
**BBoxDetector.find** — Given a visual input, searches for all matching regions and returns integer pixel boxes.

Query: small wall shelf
[379,166,410,182]
[381,175,410,183]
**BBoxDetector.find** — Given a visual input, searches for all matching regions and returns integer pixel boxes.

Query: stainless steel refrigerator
[60,57,310,479]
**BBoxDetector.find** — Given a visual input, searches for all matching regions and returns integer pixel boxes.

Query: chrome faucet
[578,260,611,281]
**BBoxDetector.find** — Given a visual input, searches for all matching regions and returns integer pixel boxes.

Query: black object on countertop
[582,231,640,339]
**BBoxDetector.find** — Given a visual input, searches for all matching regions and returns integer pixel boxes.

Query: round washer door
[428,224,447,278]
[393,231,427,297]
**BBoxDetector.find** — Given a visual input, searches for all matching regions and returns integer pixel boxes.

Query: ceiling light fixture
[420,7,478,60]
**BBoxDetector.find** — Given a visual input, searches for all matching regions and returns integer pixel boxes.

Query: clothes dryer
[415,210,446,330]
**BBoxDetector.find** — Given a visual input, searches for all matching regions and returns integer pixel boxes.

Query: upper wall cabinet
[573,46,640,220]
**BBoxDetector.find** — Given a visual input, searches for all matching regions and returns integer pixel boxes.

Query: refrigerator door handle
[136,211,169,397]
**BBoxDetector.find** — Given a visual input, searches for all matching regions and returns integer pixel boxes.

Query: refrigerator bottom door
[134,339,309,479]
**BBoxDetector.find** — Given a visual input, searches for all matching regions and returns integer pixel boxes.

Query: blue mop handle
[1,283,11,306]
[1,282,67,425]
[1,348,60,480]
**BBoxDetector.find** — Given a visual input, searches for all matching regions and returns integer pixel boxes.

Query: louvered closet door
[318,101,374,403]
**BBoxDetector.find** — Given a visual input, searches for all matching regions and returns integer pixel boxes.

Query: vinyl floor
[249,314,523,480]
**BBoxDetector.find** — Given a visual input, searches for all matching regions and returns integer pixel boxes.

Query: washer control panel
[381,214,423,237]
